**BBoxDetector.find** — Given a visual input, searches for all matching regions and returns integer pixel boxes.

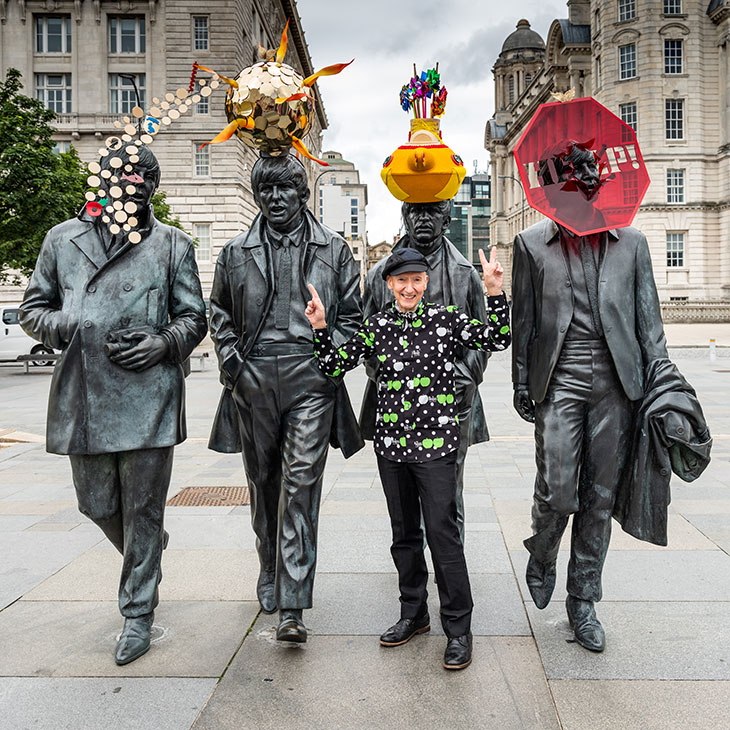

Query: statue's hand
[305,283,327,329]
[108,333,169,372]
[478,246,504,296]
[513,385,536,423]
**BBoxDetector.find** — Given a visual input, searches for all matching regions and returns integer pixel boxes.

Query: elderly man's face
[403,203,450,250]
[255,179,308,231]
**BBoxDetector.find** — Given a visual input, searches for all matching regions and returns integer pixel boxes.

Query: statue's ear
[299,185,311,206]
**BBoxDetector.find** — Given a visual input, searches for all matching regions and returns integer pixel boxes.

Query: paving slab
[0,600,258,678]
[161,514,258,550]
[526,601,730,680]
[0,530,103,610]
[23,548,260,602]
[549,680,730,730]
[0,677,217,730]
[193,635,559,730]
[511,549,730,601]
[304,572,529,637]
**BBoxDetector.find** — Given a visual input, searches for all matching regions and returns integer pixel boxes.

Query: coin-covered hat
[194,21,352,165]
[380,65,466,203]
[381,248,429,279]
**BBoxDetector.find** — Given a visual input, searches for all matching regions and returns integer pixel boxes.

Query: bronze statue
[511,142,669,652]
[362,200,490,541]
[19,146,208,665]
[208,154,363,643]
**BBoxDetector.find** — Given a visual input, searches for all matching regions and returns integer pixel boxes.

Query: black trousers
[69,446,174,617]
[232,354,335,610]
[377,451,473,638]
[526,340,633,602]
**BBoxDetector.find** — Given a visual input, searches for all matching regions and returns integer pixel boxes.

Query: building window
[35,16,71,53]
[594,9,601,33]
[619,44,637,80]
[52,140,72,154]
[665,99,684,140]
[618,0,636,21]
[666,169,685,203]
[36,74,72,113]
[666,233,684,267]
[193,223,211,262]
[195,95,209,114]
[663,0,682,14]
[193,144,210,176]
[330,176,336,184]
[525,73,532,88]
[193,16,209,51]
[109,74,146,114]
[508,75,515,104]
[619,101,638,132]
[109,16,146,54]
[664,40,683,74]
[595,56,602,88]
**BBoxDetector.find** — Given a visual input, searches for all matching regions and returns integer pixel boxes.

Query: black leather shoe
[257,568,277,614]
[526,555,556,609]
[276,610,307,643]
[566,596,605,652]
[115,613,154,666]
[443,633,472,670]
[379,614,430,647]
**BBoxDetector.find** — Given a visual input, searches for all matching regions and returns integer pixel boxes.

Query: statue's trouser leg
[233,354,335,610]
[69,447,173,617]
[526,341,631,601]
[567,347,632,602]
[378,451,473,639]
[453,377,476,544]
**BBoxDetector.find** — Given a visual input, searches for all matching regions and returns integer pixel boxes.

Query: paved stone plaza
[1,335,729,729]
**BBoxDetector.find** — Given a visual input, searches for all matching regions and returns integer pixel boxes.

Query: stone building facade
[486,0,730,315]
[0,0,328,302]
[317,150,368,289]
[445,173,491,269]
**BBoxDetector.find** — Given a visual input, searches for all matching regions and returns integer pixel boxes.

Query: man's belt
[249,342,314,356]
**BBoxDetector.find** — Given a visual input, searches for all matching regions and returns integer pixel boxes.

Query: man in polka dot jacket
[305,246,510,671]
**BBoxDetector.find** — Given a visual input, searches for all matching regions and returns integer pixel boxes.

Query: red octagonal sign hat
[514,97,650,236]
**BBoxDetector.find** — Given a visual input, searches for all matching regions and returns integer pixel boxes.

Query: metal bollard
[710,338,717,363]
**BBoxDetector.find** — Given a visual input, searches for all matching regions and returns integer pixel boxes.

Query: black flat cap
[381,248,429,279]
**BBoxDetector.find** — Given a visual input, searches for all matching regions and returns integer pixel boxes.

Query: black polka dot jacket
[313,294,511,463]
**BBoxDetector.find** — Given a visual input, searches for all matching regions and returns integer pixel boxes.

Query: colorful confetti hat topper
[195,20,353,166]
[381,64,465,204]
[514,95,650,236]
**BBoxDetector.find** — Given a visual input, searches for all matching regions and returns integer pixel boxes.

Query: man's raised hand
[478,246,504,296]
[305,283,327,329]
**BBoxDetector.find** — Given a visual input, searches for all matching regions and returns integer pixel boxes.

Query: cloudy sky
[297,0,568,244]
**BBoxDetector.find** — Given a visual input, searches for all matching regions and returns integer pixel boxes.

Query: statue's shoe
[526,555,556,609]
[115,612,154,666]
[276,610,307,643]
[257,568,277,614]
[566,596,605,652]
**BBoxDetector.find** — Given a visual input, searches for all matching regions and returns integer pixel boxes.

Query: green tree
[0,68,190,284]
[0,68,86,283]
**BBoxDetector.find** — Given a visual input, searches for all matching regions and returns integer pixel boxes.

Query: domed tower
[493,19,545,124]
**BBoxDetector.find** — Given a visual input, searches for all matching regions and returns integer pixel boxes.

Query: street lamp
[118,73,143,134]
[499,174,526,232]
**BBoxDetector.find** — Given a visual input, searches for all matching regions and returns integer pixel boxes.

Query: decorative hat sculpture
[380,64,465,203]
[195,20,352,165]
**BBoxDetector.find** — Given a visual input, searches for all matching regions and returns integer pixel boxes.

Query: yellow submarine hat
[381,65,466,203]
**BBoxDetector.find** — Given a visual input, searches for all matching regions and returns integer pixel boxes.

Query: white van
[0,306,56,365]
